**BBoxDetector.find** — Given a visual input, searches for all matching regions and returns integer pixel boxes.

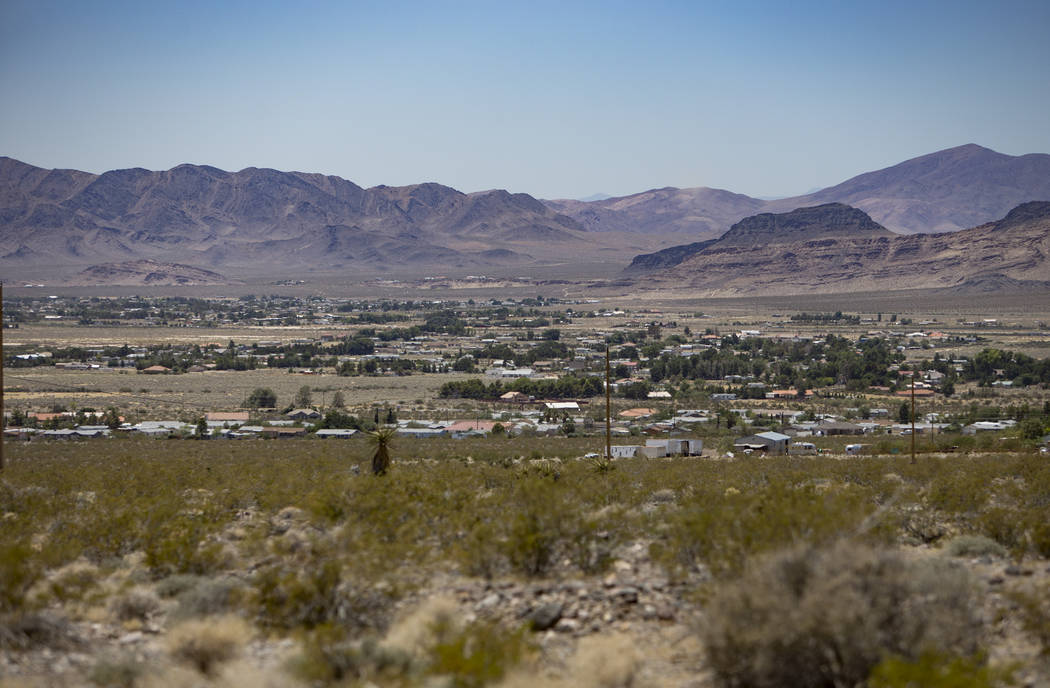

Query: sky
[2,0,1049,200]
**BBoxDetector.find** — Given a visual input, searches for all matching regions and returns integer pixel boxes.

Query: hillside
[549,144,1050,238]
[628,202,1050,296]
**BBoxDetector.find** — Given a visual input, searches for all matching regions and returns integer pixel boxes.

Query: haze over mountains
[1,143,1048,291]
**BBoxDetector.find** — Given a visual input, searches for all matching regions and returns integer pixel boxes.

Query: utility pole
[605,345,612,462]
[910,372,916,464]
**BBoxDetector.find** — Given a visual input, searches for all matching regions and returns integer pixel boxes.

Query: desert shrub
[254,556,393,632]
[291,626,414,686]
[901,508,949,545]
[0,610,71,650]
[43,560,101,604]
[170,576,244,620]
[456,519,504,579]
[109,589,160,623]
[253,558,342,630]
[701,542,983,688]
[656,481,889,577]
[1007,582,1050,656]
[503,478,567,577]
[0,540,42,614]
[154,573,204,599]
[945,534,1008,559]
[425,615,531,688]
[166,615,250,675]
[975,506,1027,552]
[88,656,143,688]
[142,516,227,578]
[1028,515,1050,558]
[868,652,1011,688]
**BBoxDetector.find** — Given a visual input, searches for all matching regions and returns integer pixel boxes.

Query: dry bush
[498,634,640,688]
[110,588,161,623]
[382,595,459,658]
[701,542,984,688]
[166,614,251,675]
[170,576,244,620]
[944,534,1008,559]
[0,610,75,651]
[89,655,144,688]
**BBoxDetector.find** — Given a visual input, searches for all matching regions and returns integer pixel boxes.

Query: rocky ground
[3,533,1049,688]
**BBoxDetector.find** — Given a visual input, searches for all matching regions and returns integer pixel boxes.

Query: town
[5,293,1049,456]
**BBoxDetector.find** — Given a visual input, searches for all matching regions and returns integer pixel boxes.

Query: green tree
[247,387,277,409]
[1020,418,1046,440]
[899,401,912,424]
[195,417,208,439]
[294,385,313,408]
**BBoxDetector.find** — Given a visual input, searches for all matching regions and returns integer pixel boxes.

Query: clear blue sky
[2,0,1048,199]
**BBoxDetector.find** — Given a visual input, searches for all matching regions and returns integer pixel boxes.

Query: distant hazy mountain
[0,158,593,276]
[626,201,1050,296]
[545,186,764,239]
[766,144,1050,233]
[548,144,1050,238]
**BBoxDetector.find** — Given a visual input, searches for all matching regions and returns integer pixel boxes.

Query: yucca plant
[366,427,397,476]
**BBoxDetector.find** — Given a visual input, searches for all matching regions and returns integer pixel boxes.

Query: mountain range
[546,144,1050,239]
[623,201,1050,296]
[1,143,1048,289]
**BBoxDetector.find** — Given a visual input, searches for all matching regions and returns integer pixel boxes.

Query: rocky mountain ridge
[625,201,1050,296]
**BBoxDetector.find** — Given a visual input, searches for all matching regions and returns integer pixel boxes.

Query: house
[733,431,791,455]
[396,427,448,439]
[791,441,817,454]
[765,389,813,399]
[261,427,308,438]
[315,429,358,439]
[447,420,497,438]
[545,401,580,412]
[619,408,656,420]
[815,420,864,436]
[644,438,702,456]
[140,365,171,374]
[500,391,530,403]
[611,445,640,458]
[207,411,250,424]
[286,408,321,421]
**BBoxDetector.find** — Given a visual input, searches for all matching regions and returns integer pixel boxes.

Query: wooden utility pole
[910,373,916,464]
[605,345,612,462]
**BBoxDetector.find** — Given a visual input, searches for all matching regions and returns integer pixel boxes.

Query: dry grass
[166,615,251,675]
